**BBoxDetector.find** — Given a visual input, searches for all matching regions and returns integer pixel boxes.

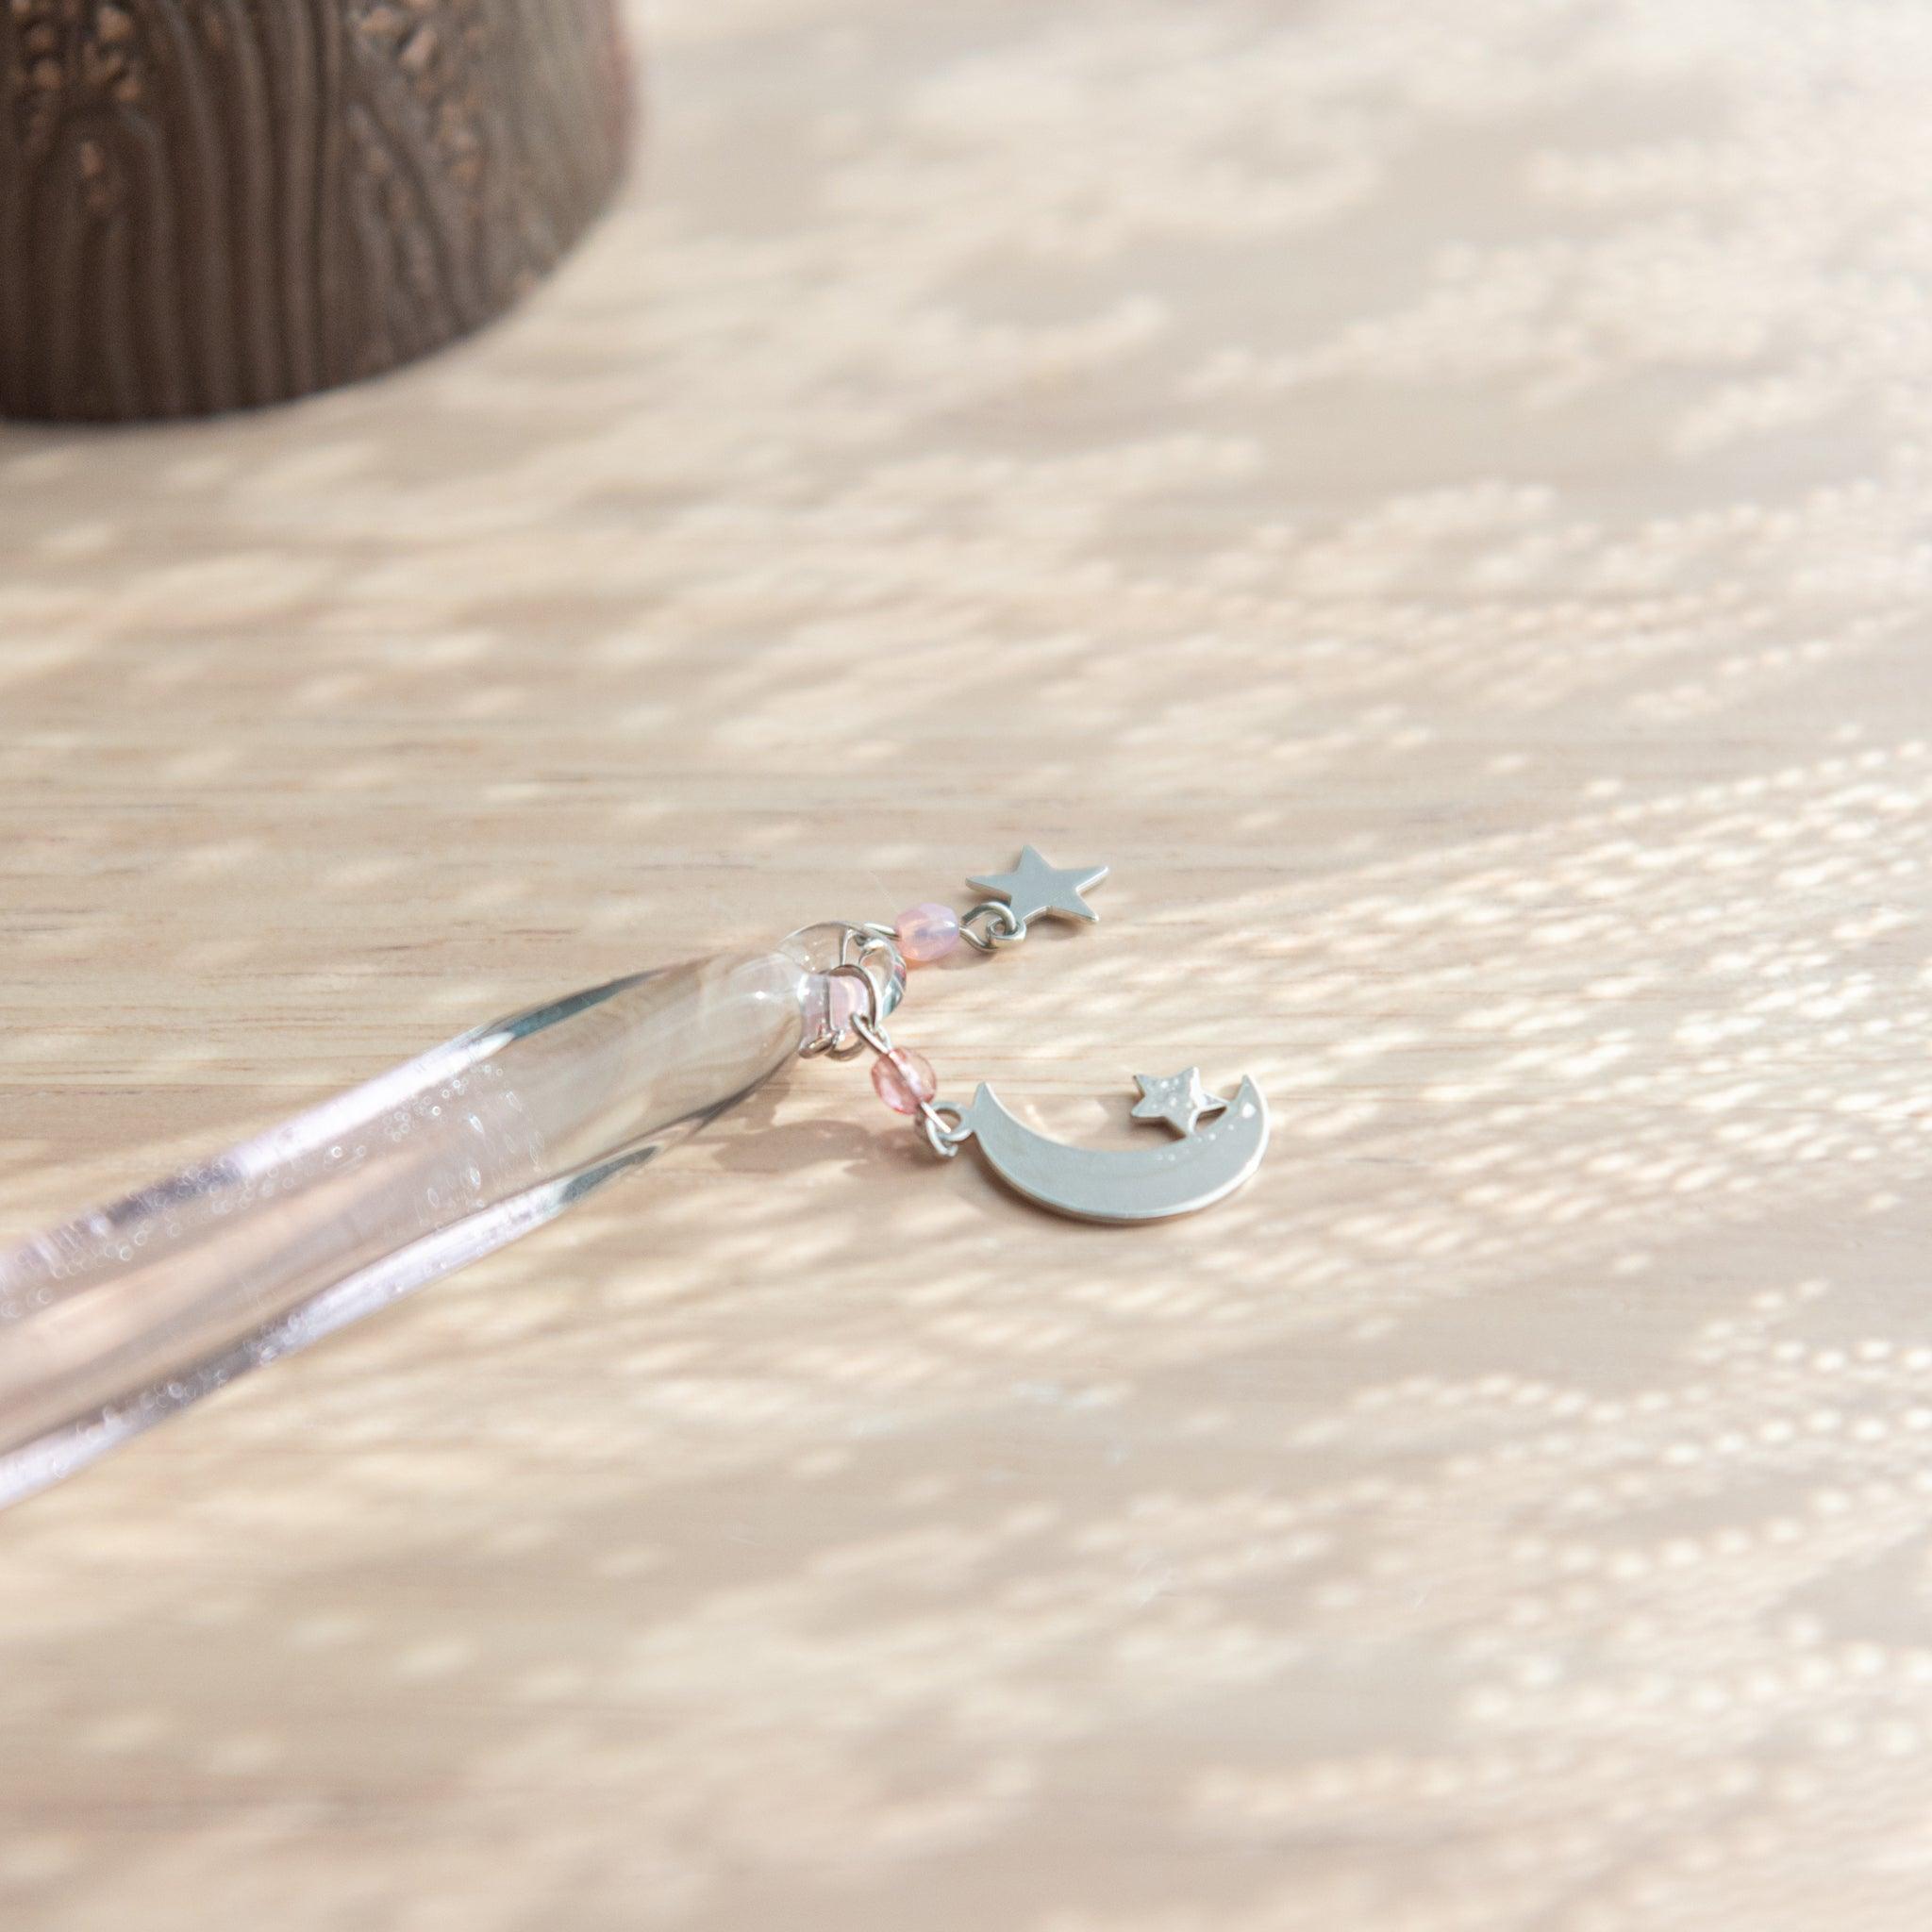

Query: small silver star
[967,845,1109,924]
[1131,1068,1228,1138]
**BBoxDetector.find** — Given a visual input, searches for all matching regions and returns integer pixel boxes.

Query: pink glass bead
[872,1045,937,1114]
[894,902,961,966]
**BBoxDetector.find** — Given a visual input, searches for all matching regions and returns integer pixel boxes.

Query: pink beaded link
[871,1045,938,1114]
[894,902,961,965]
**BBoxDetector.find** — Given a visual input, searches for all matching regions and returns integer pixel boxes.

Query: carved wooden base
[0,1,632,421]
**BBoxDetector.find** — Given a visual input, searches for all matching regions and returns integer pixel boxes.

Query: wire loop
[919,1100,969,1158]
[958,901,1026,952]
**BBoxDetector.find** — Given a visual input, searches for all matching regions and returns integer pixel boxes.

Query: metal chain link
[919,1100,968,1158]
[803,894,1030,1155]
[798,926,902,1059]
[958,901,1027,952]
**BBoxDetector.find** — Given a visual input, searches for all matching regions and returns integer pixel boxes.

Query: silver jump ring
[919,1100,967,1158]
[786,922,909,1058]
[959,901,1026,953]
[799,951,895,1059]
[841,925,887,966]
[821,962,891,1059]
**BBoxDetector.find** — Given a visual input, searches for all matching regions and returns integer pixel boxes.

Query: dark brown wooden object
[0,1,631,421]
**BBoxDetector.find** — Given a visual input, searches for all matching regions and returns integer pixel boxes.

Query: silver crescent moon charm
[934,1074,1268,1224]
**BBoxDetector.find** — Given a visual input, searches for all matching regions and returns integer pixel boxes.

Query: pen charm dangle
[815,849,1270,1225]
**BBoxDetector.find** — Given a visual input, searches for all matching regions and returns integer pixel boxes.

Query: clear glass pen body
[0,947,818,1507]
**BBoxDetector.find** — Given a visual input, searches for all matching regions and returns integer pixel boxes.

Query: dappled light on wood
[2,0,1931,1927]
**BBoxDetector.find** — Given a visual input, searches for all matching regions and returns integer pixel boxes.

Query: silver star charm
[1130,1068,1229,1138]
[967,845,1108,925]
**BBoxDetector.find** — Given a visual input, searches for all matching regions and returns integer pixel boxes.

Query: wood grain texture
[0,0,631,420]
[1,1,1930,1928]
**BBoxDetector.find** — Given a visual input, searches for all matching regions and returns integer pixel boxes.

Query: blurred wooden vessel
[0,0,632,420]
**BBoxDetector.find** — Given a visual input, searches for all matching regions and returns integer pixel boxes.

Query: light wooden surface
[3,2,1931,1927]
